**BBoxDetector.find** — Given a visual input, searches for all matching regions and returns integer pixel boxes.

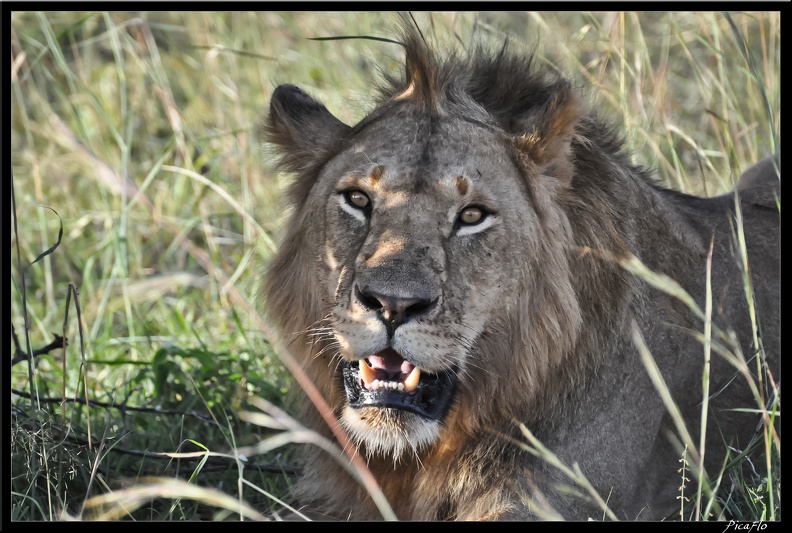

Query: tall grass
[10,11,779,521]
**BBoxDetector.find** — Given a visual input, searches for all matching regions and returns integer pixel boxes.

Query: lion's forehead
[334,115,521,207]
[353,111,504,162]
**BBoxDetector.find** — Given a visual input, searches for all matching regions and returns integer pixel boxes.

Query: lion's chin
[340,405,442,459]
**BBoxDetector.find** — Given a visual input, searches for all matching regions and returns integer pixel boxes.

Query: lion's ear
[513,79,580,187]
[263,84,351,173]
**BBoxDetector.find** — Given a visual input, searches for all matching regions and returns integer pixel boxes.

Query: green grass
[10,11,779,521]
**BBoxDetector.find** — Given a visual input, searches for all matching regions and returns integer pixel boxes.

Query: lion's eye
[458,206,486,225]
[344,190,370,210]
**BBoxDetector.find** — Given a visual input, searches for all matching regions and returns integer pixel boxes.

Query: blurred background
[9,11,780,521]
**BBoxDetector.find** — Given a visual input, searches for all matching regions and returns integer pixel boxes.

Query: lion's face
[265,65,580,461]
[306,109,540,457]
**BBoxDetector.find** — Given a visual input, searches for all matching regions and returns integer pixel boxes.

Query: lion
[261,23,780,521]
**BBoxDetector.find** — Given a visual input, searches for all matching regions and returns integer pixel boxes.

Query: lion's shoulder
[736,154,780,208]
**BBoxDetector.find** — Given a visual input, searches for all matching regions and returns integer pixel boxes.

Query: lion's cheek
[448,267,516,334]
[451,228,530,312]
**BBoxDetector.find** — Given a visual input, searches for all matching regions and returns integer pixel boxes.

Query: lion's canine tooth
[359,359,375,386]
[404,367,421,392]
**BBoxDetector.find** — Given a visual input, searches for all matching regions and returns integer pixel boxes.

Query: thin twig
[10,327,67,366]
[66,283,93,450]
[11,388,221,425]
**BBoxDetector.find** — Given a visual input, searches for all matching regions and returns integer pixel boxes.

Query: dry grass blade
[74,477,269,521]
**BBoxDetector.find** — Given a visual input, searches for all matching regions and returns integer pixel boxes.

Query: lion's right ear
[263,84,351,173]
[511,79,580,189]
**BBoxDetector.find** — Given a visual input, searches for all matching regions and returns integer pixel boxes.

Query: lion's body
[263,25,779,521]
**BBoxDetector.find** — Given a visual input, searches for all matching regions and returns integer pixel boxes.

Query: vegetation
[10,11,779,521]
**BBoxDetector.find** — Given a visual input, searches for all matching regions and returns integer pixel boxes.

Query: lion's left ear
[512,79,580,188]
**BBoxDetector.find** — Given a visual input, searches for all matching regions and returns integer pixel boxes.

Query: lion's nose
[356,286,437,334]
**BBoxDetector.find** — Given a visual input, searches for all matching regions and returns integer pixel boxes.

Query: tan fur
[262,23,779,521]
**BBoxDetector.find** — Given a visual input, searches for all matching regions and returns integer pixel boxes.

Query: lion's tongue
[359,348,421,392]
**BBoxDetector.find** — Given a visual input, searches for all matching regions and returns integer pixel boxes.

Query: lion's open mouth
[341,347,457,420]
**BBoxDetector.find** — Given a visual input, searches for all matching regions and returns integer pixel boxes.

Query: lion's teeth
[359,359,421,392]
[404,366,421,392]
[359,359,375,386]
